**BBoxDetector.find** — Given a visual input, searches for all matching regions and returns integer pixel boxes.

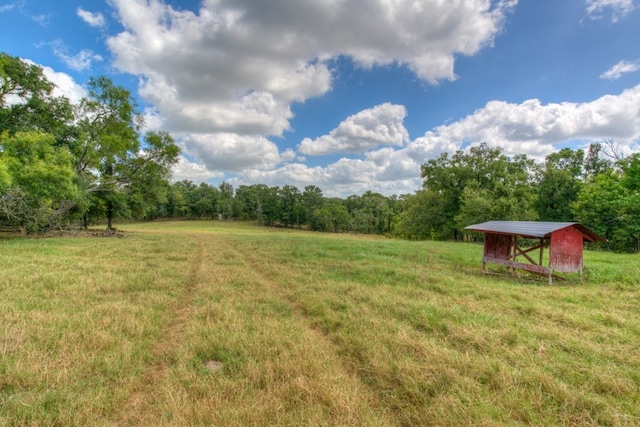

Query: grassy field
[1,220,639,426]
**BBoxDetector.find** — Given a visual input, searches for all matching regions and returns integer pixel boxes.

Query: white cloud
[96,0,640,197]
[600,59,640,80]
[0,4,15,13]
[32,13,51,27]
[232,159,423,198]
[105,0,515,137]
[77,7,106,28]
[102,0,516,194]
[411,84,640,160]
[171,156,224,182]
[22,59,87,104]
[233,84,640,197]
[181,133,285,171]
[298,103,409,155]
[585,0,635,21]
[47,39,103,71]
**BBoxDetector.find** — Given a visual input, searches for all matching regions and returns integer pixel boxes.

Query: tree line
[146,140,638,252]
[1,52,638,251]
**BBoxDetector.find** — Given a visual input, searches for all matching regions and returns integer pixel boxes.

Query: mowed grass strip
[1,220,639,426]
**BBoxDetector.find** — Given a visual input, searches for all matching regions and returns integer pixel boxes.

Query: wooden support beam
[483,256,551,276]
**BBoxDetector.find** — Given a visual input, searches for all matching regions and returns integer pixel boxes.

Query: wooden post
[539,239,544,266]
[511,235,517,276]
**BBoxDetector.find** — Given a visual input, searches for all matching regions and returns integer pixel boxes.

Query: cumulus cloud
[171,156,224,182]
[77,7,106,28]
[411,84,640,160]
[600,59,640,80]
[298,103,409,155]
[181,133,286,172]
[105,0,515,137]
[102,0,516,190]
[585,0,635,21]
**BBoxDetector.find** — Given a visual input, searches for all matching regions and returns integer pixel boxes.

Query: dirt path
[112,234,206,426]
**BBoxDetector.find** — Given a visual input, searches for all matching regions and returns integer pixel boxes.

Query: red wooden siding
[550,226,583,273]
[483,233,512,260]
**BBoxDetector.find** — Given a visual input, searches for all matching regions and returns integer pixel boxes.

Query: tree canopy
[0,53,180,232]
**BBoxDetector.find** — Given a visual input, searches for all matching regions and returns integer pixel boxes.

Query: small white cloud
[47,39,103,71]
[32,13,51,27]
[0,4,15,13]
[280,148,297,163]
[600,59,640,80]
[298,103,409,155]
[77,7,106,28]
[585,0,635,21]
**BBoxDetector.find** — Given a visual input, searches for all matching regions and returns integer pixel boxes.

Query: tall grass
[1,221,639,426]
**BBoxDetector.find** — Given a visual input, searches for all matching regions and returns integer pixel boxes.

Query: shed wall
[550,227,583,273]
[483,233,512,260]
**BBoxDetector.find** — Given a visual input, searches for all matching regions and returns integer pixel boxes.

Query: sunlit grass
[1,221,639,426]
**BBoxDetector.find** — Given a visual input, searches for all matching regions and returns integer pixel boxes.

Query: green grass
[1,220,639,426]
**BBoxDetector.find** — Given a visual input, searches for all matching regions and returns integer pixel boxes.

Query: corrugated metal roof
[464,221,604,242]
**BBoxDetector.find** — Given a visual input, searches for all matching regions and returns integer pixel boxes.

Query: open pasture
[1,221,639,426]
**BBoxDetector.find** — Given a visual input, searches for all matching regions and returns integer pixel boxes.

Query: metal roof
[464,221,604,242]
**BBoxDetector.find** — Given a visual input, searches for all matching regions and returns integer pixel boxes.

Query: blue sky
[1,0,639,196]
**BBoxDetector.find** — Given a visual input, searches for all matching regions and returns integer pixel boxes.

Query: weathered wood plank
[482,256,551,276]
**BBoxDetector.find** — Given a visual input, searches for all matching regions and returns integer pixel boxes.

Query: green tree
[259,186,281,226]
[122,131,180,221]
[573,154,640,252]
[420,143,536,239]
[278,185,302,227]
[394,190,452,240]
[535,148,584,221]
[72,76,140,229]
[218,182,234,219]
[0,53,74,142]
[71,77,179,229]
[310,199,350,232]
[0,131,78,232]
[301,185,324,227]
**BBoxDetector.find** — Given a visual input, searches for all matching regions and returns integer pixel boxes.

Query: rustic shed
[464,221,605,284]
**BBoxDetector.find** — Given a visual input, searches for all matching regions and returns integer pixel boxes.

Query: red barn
[465,221,605,284]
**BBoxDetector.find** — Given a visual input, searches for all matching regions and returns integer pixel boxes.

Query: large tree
[534,148,584,221]
[72,77,179,229]
[420,143,537,239]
